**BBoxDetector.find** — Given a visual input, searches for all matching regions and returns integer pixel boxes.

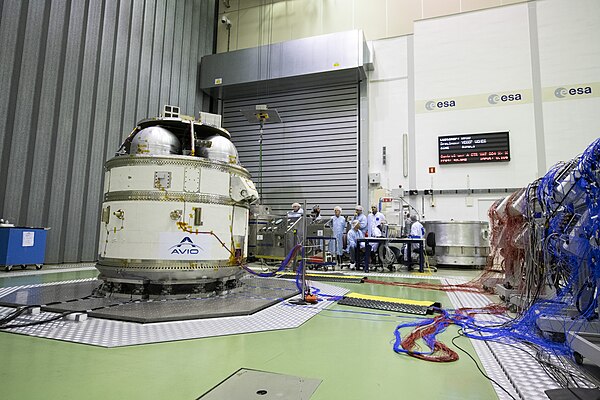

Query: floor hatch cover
[198,368,322,400]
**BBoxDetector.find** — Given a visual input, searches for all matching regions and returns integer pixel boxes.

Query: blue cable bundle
[393,138,600,364]
[494,138,600,353]
[294,260,304,291]
[242,244,302,277]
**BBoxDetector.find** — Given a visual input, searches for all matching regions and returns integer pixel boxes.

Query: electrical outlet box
[369,173,381,184]
[391,188,405,198]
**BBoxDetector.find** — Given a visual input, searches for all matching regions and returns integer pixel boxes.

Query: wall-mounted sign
[416,89,533,113]
[428,167,436,173]
[439,132,510,164]
[543,82,598,102]
[424,99,457,111]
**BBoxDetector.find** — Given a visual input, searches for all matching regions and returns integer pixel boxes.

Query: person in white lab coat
[367,205,386,236]
[351,205,368,235]
[287,202,304,218]
[327,206,346,266]
[370,224,383,249]
[409,215,425,238]
[404,215,425,267]
[346,219,365,269]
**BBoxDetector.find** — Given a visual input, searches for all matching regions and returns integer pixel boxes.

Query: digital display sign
[438,132,510,164]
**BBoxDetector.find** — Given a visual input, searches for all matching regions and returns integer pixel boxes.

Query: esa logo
[169,236,202,255]
[554,86,592,98]
[425,100,456,110]
[488,93,522,104]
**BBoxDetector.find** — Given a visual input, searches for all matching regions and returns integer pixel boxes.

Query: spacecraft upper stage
[95,107,258,297]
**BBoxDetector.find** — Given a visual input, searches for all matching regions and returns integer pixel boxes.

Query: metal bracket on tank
[170,209,183,220]
[113,209,125,220]
[154,171,172,189]
[102,206,111,224]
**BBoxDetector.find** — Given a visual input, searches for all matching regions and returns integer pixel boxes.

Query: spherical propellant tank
[198,135,239,164]
[96,109,258,296]
[130,126,181,155]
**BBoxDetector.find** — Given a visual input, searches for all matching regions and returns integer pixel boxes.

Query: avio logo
[488,93,522,104]
[554,86,592,98]
[169,236,202,255]
[425,99,456,111]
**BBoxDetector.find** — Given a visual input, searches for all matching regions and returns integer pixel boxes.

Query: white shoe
[349,263,356,270]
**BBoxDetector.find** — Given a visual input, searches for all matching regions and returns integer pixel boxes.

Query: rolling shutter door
[223,82,359,216]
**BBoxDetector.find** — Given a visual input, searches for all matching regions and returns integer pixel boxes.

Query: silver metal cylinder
[423,220,490,267]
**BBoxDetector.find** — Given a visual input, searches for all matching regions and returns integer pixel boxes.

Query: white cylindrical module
[96,114,258,294]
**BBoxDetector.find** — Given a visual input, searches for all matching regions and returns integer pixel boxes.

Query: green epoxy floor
[0,268,499,400]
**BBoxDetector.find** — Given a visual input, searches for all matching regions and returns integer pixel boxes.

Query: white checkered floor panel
[0,279,347,348]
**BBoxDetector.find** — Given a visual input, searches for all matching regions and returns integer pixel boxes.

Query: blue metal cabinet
[0,227,49,271]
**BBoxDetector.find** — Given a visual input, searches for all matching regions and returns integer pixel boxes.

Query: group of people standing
[289,203,407,268]
[287,202,425,268]
[288,203,425,268]
[342,205,387,268]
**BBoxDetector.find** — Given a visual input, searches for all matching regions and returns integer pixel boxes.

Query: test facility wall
[367,0,600,221]
[537,0,600,166]
[223,83,359,216]
[0,0,216,263]
[368,36,410,204]
[216,0,528,52]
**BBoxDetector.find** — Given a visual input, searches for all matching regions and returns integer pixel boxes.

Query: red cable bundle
[400,314,460,362]
[488,190,526,289]
[400,305,508,362]
[363,278,486,293]
[364,192,526,294]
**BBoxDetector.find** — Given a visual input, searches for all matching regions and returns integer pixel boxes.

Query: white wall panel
[369,79,410,194]
[370,37,409,81]
[537,0,600,164]
[537,0,600,86]
[542,101,600,163]
[413,3,537,198]
[368,36,410,204]
[414,4,532,98]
